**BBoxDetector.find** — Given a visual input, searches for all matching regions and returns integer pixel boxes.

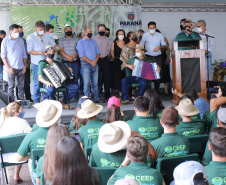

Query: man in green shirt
[108,135,163,185]
[16,100,62,185]
[151,106,190,159]
[175,20,201,50]
[202,108,226,166]
[205,127,226,185]
[127,96,163,142]
[121,44,160,104]
[77,99,104,149]
[89,121,131,168]
[176,99,205,137]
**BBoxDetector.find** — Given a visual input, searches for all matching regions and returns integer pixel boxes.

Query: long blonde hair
[0,102,22,126]
[72,107,88,131]
[42,124,70,182]
[136,29,144,43]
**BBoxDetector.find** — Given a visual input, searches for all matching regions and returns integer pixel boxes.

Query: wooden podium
[172,40,207,105]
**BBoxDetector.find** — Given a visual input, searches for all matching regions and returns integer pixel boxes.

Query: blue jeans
[79,66,84,91]
[205,53,212,80]
[65,61,79,85]
[121,76,148,100]
[45,84,79,104]
[81,63,99,101]
[0,63,3,80]
[32,64,40,103]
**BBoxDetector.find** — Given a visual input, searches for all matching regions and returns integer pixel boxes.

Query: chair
[40,86,70,108]
[84,146,92,162]
[31,148,44,171]
[156,153,199,185]
[187,134,209,156]
[0,133,27,185]
[94,167,117,185]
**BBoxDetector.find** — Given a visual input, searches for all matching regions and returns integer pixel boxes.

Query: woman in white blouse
[0,101,31,184]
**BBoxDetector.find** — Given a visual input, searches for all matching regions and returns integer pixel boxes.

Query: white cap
[64,24,71,28]
[171,161,207,185]
[218,108,226,123]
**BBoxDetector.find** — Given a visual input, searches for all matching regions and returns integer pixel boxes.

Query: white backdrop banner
[114,6,142,34]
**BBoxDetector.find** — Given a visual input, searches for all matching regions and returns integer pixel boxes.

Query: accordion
[43,61,75,88]
[132,59,160,80]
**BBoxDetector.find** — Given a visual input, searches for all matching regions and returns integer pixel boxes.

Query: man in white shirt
[197,20,216,81]
[140,21,166,95]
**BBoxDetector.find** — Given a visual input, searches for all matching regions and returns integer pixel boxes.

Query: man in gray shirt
[59,24,79,87]
[93,24,110,100]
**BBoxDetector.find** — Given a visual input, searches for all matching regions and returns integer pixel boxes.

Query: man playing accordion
[38,45,79,109]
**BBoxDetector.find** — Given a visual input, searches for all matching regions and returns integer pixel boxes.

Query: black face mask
[132,36,138,42]
[105,33,110,37]
[98,31,105,36]
[87,33,93,38]
[47,54,54,59]
[65,31,72,37]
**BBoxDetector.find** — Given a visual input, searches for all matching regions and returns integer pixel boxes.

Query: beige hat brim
[36,100,62,128]
[98,121,131,153]
[175,106,199,116]
[77,105,103,119]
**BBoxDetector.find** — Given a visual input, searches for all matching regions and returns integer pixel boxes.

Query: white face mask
[13,32,19,39]
[135,52,142,58]
[38,30,44,36]
[149,29,156,34]
[197,27,203,33]
[118,35,124,40]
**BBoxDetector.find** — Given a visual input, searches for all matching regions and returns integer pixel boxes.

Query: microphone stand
[187,30,215,97]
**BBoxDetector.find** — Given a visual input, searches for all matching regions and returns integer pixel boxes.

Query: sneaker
[60,100,74,110]
[120,100,129,104]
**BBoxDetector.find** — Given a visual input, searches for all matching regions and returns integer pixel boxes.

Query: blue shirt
[194,97,210,119]
[140,32,166,56]
[1,35,27,70]
[76,37,100,65]
[27,32,55,65]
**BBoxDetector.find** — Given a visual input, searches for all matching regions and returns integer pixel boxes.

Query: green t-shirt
[108,162,163,185]
[176,121,205,137]
[127,116,163,142]
[32,124,40,132]
[179,113,201,122]
[175,32,201,50]
[151,132,190,158]
[17,127,49,171]
[205,161,226,185]
[203,109,210,120]
[38,60,51,82]
[89,143,126,168]
[36,156,44,179]
[78,119,105,148]
[209,109,218,131]
[202,141,212,166]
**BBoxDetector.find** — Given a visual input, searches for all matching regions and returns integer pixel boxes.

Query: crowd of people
[0,18,215,107]
[0,85,225,185]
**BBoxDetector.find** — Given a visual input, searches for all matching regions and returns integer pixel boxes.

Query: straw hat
[136,44,147,52]
[98,121,131,153]
[185,18,196,29]
[43,45,57,54]
[175,99,199,116]
[36,100,62,128]
[77,100,103,119]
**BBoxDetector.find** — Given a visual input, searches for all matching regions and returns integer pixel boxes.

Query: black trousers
[24,67,31,100]
[98,57,110,99]
[146,54,162,95]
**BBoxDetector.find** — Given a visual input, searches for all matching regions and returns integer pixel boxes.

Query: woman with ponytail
[0,101,31,184]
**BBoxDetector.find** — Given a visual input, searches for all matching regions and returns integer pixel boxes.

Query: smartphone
[70,132,80,141]
[208,87,219,94]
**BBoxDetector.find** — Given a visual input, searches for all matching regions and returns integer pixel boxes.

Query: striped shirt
[93,35,110,58]
[58,36,79,61]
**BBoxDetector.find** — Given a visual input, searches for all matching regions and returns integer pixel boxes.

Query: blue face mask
[18,112,25,119]
[49,33,54,38]
[19,32,24,38]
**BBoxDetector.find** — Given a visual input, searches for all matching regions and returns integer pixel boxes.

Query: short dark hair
[185,89,199,101]
[209,127,226,157]
[180,18,186,23]
[97,24,106,29]
[148,21,156,28]
[9,24,19,31]
[0,30,6,36]
[35,20,45,28]
[44,24,54,32]
[126,135,148,162]
[18,25,23,28]
[106,28,110,32]
[193,173,209,185]
[134,96,149,112]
